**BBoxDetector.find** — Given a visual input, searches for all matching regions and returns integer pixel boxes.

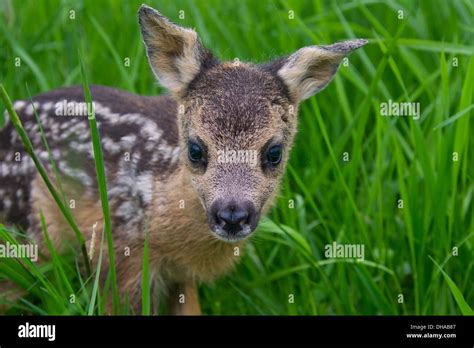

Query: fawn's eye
[188,141,204,163]
[266,144,283,166]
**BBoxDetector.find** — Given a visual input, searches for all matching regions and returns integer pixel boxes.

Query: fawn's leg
[167,281,201,315]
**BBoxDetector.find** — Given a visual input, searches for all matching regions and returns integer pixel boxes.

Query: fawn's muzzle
[208,199,258,242]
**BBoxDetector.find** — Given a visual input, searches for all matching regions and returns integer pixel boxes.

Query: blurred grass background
[0,0,473,315]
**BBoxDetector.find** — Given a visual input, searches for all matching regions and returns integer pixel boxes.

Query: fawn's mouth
[210,224,255,243]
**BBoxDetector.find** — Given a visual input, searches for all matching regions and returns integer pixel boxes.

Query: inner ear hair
[138,5,218,97]
[275,39,367,102]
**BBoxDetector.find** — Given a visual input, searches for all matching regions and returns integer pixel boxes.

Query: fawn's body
[0,5,366,314]
[1,86,236,314]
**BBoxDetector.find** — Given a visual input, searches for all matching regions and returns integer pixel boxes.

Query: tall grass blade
[78,53,120,313]
[430,257,473,315]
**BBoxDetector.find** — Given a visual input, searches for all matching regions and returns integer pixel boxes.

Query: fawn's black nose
[208,200,258,241]
[217,206,249,228]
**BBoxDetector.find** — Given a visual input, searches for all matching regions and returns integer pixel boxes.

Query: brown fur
[29,172,104,252]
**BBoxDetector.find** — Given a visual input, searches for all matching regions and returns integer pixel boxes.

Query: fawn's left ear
[276,39,367,102]
[138,5,217,97]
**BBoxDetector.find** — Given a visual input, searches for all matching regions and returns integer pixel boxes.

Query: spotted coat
[0,85,180,235]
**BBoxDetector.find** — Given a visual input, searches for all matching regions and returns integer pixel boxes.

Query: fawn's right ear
[138,5,217,97]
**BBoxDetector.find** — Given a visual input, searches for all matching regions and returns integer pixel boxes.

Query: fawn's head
[139,5,366,242]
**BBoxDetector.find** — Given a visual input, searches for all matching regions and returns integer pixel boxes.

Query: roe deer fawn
[0,4,366,314]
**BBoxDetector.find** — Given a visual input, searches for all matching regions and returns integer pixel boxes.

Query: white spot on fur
[4,197,12,210]
[0,163,10,176]
[3,110,9,125]
[116,201,135,219]
[136,172,154,205]
[120,134,137,148]
[115,199,144,232]
[42,101,53,111]
[102,137,121,154]
[24,102,40,116]
[0,157,34,176]
[58,161,93,186]
[159,144,180,162]
[13,100,26,110]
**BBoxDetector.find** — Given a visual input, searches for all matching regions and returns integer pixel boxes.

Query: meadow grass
[0,0,473,315]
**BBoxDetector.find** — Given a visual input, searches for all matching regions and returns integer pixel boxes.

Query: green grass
[79,52,120,313]
[0,0,473,315]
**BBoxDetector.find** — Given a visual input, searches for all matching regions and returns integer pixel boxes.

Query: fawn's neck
[147,164,243,283]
